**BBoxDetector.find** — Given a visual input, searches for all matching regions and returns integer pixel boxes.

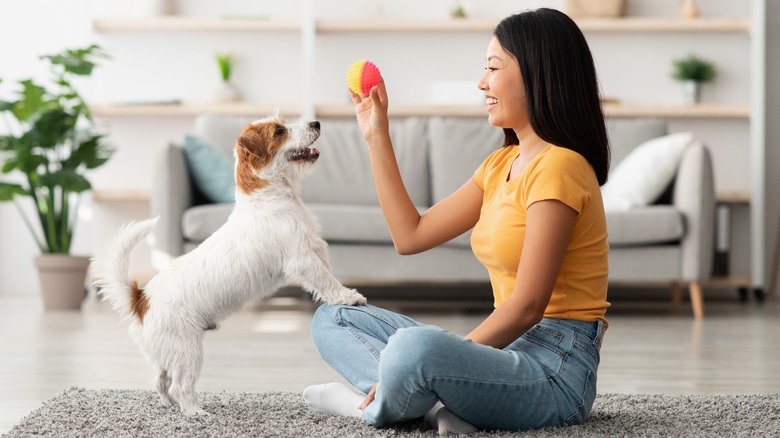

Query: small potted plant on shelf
[450,3,466,18]
[0,44,113,311]
[671,53,717,104]
[212,52,241,102]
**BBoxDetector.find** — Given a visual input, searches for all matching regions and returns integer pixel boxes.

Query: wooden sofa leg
[689,281,704,320]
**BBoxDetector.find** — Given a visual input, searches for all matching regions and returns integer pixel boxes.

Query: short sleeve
[524,149,594,214]
[474,147,511,191]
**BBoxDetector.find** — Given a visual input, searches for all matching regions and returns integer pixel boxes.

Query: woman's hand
[359,382,378,410]
[350,80,389,144]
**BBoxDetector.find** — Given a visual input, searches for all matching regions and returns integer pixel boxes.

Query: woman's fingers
[349,88,362,105]
[359,383,378,410]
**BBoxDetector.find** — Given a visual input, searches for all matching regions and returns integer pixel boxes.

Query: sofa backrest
[427,117,505,204]
[606,118,668,171]
[303,117,430,207]
[194,114,254,156]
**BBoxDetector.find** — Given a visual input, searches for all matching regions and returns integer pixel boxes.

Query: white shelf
[316,19,498,33]
[91,189,150,202]
[574,17,750,33]
[92,16,301,32]
[92,16,750,34]
[603,103,751,118]
[91,102,750,119]
[91,102,300,117]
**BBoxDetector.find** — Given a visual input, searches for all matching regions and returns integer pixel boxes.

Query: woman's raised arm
[351,82,483,255]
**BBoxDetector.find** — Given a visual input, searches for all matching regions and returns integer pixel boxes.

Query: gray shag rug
[5,387,780,437]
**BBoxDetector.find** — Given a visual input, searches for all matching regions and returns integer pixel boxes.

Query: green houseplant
[0,44,113,310]
[212,52,240,102]
[671,53,717,104]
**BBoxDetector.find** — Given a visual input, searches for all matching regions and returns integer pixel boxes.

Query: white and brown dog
[90,116,367,416]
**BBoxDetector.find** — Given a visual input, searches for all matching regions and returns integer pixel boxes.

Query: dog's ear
[237,130,269,161]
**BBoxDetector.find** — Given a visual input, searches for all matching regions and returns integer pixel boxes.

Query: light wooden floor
[1,291,778,433]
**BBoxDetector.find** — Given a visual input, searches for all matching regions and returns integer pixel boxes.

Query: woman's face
[477,37,527,131]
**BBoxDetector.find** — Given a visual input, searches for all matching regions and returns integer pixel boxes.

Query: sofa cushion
[309,203,402,244]
[181,135,235,203]
[602,132,694,211]
[428,117,505,204]
[302,118,430,207]
[181,203,233,242]
[606,206,685,246]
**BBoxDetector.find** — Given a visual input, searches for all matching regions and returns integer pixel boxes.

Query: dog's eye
[274,126,286,136]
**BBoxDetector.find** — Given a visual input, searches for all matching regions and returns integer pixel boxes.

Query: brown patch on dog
[130,280,149,323]
[235,119,291,195]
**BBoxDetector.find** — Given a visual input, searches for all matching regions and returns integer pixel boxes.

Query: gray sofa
[151,115,714,317]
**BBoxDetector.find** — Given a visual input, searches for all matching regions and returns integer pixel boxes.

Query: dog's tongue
[311,148,320,157]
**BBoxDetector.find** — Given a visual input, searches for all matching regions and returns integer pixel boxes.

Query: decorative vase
[212,81,241,102]
[680,0,699,19]
[34,254,91,311]
[682,80,702,104]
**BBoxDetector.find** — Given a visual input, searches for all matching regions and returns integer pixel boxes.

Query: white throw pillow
[601,132,694,211]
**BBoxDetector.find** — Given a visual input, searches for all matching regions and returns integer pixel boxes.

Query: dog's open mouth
[287,147,320,163]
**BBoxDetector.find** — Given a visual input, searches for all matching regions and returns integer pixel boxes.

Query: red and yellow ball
[346,60,382,97]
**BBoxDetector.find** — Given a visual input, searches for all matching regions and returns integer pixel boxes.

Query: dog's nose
[309,121,321,130]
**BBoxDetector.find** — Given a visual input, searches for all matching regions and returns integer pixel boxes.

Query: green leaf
[40,169,91,193]
[42,44,109,77]
[12,80,52,121]
[62,134,113,170]
[28,108,76,148]
[0,100,13,112]
[5,141,46,173]
[0,182,27,201]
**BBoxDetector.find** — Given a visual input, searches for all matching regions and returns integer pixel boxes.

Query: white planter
[212,81,241,102]
[682,80,702,104]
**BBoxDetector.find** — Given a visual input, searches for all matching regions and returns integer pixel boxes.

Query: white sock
[302,382,364,418]
[424,401,478,435]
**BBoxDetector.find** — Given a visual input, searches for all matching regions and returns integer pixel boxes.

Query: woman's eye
[485,67,497,72]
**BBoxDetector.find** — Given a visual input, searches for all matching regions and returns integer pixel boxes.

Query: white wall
[0,0,765,294]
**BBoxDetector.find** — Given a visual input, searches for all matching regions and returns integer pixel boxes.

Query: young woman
[303,8,611,433]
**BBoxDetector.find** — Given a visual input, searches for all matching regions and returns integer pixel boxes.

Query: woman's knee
[311,304,340,331]
[381,326,446,373]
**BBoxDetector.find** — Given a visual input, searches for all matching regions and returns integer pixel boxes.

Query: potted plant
[212,52,240,102]
[0,44,113,310]
[671,53,717,104]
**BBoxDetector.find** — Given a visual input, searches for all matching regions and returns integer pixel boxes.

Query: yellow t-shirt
[471,144,610,327]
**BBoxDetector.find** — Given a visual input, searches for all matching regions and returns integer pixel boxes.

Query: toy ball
[346,60,382,96]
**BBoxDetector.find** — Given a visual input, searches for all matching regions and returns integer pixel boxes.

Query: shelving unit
[92,16,750,34]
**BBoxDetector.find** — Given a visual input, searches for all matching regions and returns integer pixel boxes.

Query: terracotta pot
[34,254,91,311]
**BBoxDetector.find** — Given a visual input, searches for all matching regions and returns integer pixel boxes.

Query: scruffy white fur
[90,117,366,416]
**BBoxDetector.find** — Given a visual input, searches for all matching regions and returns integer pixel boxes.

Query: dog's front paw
[326,287,367,306]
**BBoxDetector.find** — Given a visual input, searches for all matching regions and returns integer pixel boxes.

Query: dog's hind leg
[155,366,175,407]
[167,336,207,416]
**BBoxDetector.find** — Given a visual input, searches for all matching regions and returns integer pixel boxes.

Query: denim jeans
[310,304,604,431]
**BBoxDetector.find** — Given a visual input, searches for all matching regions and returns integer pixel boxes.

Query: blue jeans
[310,304,604,431]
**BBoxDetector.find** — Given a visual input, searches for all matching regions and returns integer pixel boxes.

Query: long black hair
[494,8,610,185]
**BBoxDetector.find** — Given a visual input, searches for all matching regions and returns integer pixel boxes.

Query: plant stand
[34,255,91,311]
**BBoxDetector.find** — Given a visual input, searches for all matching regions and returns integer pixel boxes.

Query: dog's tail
[90,217,159,322]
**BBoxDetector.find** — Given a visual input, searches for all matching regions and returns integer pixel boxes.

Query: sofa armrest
[674,141,715,281]
[151,143,194,269]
